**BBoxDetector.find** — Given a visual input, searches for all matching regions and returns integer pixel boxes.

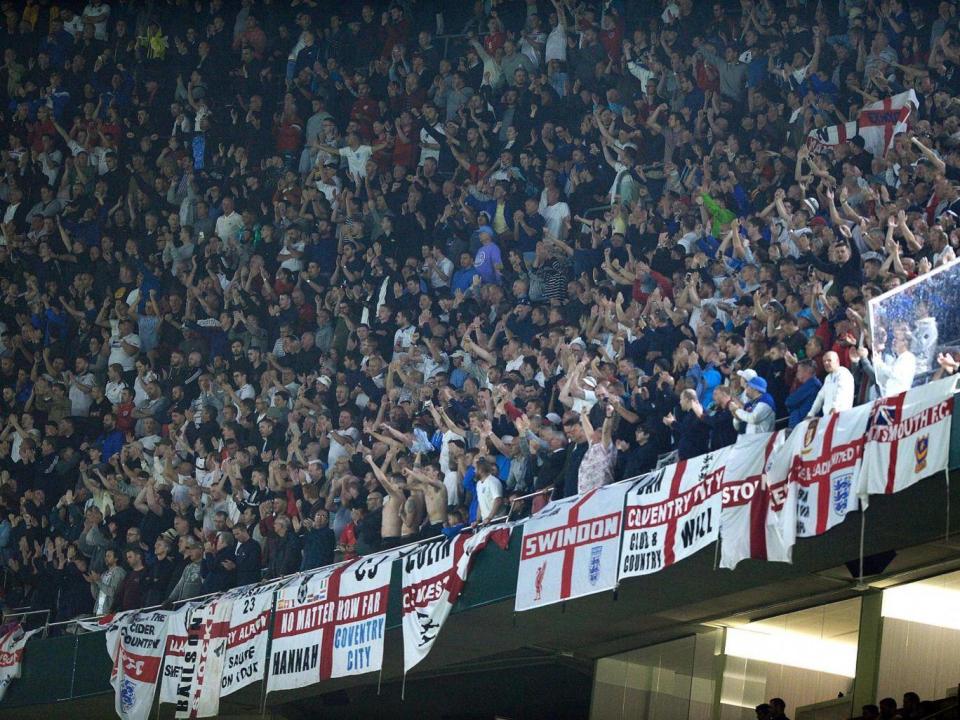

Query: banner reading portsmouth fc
[267,550,398,695]
[619,450,728,581]
[402,525,510,672]
[515,483,627,612]
[860,375,957,499]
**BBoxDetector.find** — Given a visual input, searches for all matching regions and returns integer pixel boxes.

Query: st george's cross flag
[402,525,511,672]
[618,449,729,581]
[859,375,957,500]
[515,483,627,611]
[719,431,790,570]
[807,90,918,156]
[766,403,871,556]
[95,610,172,720]
[0,625,40,701]
[266,549,398,695]
[174,595,233,719]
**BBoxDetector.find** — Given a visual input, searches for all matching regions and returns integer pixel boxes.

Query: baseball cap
[747,376,768,393]
[736,369,758,382]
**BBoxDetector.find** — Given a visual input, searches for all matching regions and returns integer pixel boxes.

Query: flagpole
[945,468,951,543]
[259,586,280,717]
[856,508,867,590]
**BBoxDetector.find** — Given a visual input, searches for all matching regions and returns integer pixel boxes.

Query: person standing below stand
[806,351,854,418]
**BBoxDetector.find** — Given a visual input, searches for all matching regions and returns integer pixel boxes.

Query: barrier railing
[39,486,552,636]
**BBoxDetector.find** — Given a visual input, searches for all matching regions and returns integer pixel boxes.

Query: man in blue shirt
[785,360,822,428]
[451,252,479,293]
[473,231,502,284]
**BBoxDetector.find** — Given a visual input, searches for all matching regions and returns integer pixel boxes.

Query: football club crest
[914,435,929,473]
[802,418,820,455]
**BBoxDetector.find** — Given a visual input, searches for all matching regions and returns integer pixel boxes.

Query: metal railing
[39,487,552,636]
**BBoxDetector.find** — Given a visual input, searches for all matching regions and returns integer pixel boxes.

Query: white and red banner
[0,625,40,701]
[218,582,278,697]
[159,603,196,707]
[267,550,398,694]
[403,526,510,672]
[515,483,627,612]
[860,375,957,499]
[619,450,729,580]
[174,596,233,718]
[808,90,917,156]
[767,404,871,555]
[719,431,789,570]
[101,610,171,720]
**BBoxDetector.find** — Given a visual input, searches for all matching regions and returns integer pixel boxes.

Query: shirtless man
[364,450,404,549]
[403,461,448,538]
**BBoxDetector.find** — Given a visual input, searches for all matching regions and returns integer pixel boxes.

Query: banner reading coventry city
[515,483,627,612]
[267,549,398,694]
[619,450,729,581]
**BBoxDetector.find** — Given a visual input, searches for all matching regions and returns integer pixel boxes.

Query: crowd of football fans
[0,0,959,628]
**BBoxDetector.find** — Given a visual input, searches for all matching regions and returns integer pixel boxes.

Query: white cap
[736,369,757,382]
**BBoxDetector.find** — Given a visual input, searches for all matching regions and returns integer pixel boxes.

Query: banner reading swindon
[619,450,729,581]
[402,525,510,672]
[267,549,398,694]
[860,375,957,499]
[515,483,627,612]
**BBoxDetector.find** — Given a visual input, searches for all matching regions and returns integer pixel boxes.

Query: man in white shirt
[82,1,111,41]
[67,357,96,417]
[317,132,388,179]
[807,351,855,418]
[327,409,361,467]
[539,186,570,240]
[875,335,917,397]
[475,458,504,523]
[108,320,141,372]
[215,196,243,242]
